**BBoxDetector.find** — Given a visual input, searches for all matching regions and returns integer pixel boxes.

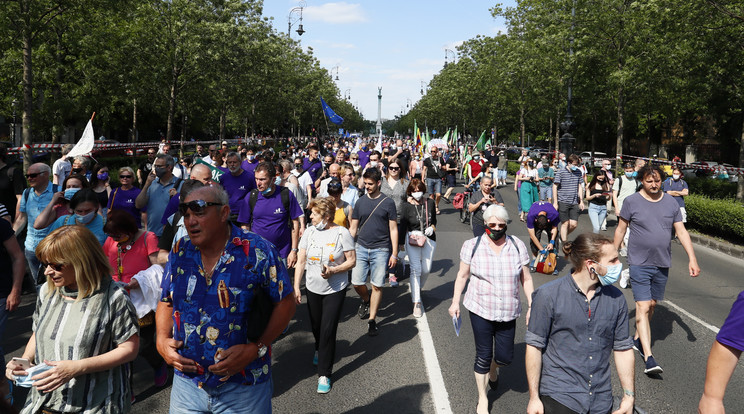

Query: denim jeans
[351,246,390,287]
[587,203,607,234]
[425,177,442,195]
[24,248,42,287]
[539,185,553,201]
[469,312,516,373]
[170,373,272,413]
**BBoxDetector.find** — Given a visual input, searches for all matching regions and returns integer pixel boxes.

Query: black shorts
[446,174,456,188]
[529,229,559,256]
[558,202,580,223]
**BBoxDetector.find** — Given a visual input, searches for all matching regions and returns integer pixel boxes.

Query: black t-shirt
[469,189,505,225]
[487,152,499,169]
[0,219,16,297]
[0,163,27,222]
[424,157,444,179]
[138,159,154,180]
[446,157,458,176]
[400,199,437,241]
[352,194,397,249]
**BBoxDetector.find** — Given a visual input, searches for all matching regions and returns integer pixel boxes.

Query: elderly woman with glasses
[108,166,143,227]
[5,225,139,413]
[449,205,534,414]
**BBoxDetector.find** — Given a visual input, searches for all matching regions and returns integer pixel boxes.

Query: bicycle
[458,185,475,224]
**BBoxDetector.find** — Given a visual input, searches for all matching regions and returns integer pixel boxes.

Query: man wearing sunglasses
[158,185,295,413]
[13,163,56,289]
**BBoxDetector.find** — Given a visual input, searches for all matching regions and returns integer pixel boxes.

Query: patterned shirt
[161,224,293,388]
[460,235,530,321]
[554,167,583,205]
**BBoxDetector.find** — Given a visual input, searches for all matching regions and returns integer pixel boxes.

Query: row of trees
[0,0,366,169]
[393,0,744,168]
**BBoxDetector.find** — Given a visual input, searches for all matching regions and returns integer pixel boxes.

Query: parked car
[719,163,739,183]
[681,161,718,179]
[578,151,609,168]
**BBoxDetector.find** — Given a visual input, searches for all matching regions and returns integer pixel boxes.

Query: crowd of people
[0,138,740,413]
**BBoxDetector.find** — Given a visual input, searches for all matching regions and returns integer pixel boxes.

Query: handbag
[407,200,428,247]
[533,251,558,274]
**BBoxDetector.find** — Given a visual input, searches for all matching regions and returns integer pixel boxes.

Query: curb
[689,233,744,261]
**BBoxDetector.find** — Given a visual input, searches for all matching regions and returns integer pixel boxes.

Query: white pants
[405,235,436,303]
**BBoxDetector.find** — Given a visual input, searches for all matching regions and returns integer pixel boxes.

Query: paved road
[6,181,744,413]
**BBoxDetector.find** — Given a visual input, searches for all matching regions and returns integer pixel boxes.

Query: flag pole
[320,98,331,140]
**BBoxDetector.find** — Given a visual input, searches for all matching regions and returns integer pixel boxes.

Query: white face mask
[672,174,680,180]
[369,161,378,168]
[315,220,327,231]
[412,192,424,200]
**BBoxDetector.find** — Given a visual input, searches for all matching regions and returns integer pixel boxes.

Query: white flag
[68,117,95,158]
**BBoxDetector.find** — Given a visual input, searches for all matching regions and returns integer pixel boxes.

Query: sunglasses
[148,152,156,155]
[389,166,400,171]
[42,262,65,272]
[25,172,44,179]
[178,200,223,215]
[486,222,506,229]
[119,175,133,179]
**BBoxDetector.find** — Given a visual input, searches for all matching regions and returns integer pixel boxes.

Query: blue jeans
[426,177,442,195]
[24,248,42,287]
[539,185,553,201]
[587,203,607,234]
[170,373,272,414]
[351,246,390,287]
[469,312,516,373]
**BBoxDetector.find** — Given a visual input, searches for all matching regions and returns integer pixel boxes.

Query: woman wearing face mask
[108,166,143,227]
[90,164,112,217]
[46,188,106,245]
[514,160,528,220]
[380,160,410,287]
[327,178,352,229]
[294,197,356,394]
[586,170,611,233]
[518,158,540,222]
[400,179,437,317]
[71,156,91,181]
[34,174,90,229]
[466,152,485,186]
[338,166,359,208]
[409,153,424,181]
[350,154,362,176]
[102,209,167,389]
[449,205,533,414]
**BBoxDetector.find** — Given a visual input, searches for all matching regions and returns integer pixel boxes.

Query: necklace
[199,232,231,285]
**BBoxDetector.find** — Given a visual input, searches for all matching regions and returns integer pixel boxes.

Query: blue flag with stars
[320,97,344,125]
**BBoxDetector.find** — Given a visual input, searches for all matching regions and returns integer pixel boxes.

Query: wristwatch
[255,341,268,358]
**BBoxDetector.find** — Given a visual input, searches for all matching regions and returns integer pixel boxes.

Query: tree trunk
[167,73,178,142]
[591,112,597,155]
[219,104,226,141]
[520,106,526,147]
[50,30,62,165]
[737,113,744,201]
[131,98,138,143]
[555,108,560,155]
[616,85,625,175]
[21,23,33,173]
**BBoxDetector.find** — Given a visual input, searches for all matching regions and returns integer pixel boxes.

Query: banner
[67,114,96,158]
[194,158,225,181]
[320,97,344,125]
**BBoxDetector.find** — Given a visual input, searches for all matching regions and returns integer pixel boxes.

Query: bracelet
[549,240,555,245]
[291,248,299,252]
[623,389,635,397]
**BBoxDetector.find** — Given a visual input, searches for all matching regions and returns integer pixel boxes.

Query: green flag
[475,130,487,151]
[452,126,458,147]
[195,158,225,182]
[442,129,450,143]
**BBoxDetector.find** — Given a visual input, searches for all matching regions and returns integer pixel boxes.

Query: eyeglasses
[486,222,506,229]
[389,166,400,171]
[25,172,44,179]
[148,152,156,155]
[41,262,65,272]
[178,200,223,215]
[119,175,133,179]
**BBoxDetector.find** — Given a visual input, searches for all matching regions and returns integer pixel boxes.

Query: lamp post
[330,66,339,81]
[444,49,456,68]
[288,1,306,37]
[406,98,412,112]
[11,99,18,147]
[420,81,427,96]
[344,88,351,100]
[560,0,577,156]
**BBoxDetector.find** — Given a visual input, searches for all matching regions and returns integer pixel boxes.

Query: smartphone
[12,357,30,370]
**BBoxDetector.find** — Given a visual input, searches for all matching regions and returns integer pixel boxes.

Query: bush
[685,194,744,244]
[686,177,736,200]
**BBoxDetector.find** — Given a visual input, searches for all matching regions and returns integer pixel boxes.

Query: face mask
[570,165,578,171]
[412,192,423,200]
[625,172,633,178]
[598,177,605,182]
[362,146,368,151]
[75,211,96,225]
[261,186,273,196]
[369,161,378,168]
[333,147,339,152]
[97,172,109,181]
[315,220,327,231]
[415,156,420,161]
[64,188,80,200]
[673,174,680,180]
[543,164,549,170]
[632,171,638,178]
[72,168,82,174]
[155,167,167,178]
[352,160,359,165]
[390,145,396,150]
[274,176,282,186]
[593,262,623,286]
[485,225,507,241]
[473,156,480,161]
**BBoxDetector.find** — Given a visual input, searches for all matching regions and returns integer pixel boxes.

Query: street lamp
[288,1,306,37]
[331,66,339,81]
[344,89,351,100]
[11,99,18,146]
[560,0,577,156]
[444,49,456,68]
[406,98,412,109]
[420,81,427,96]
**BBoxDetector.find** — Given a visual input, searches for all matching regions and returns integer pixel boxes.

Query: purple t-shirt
[219,169,256,216]
[237,187,303,257]
[108,187,143,226]
[357,150,370,169]
[662,177,688,208]
[620,192,681,268]
[717,290,744,352]
[526,201,561,230]
[161,193,180,225]
[241,159,258,175]
[303,158,323,183]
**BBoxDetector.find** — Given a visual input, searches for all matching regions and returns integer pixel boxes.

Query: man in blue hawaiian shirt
[156,185,296,413]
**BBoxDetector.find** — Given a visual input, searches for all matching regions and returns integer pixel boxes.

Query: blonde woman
[6,225,139,413]
[108,166,143,226]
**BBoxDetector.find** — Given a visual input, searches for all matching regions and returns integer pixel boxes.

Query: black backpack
[247,186,293,229]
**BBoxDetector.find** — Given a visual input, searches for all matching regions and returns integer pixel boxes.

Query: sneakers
[389,275,399,287]
[633,337,645,359]
[619,247,628,257]
[619,269,631,289]
[154,362,169,387]
[313,351,318,366]
[317,376,332,394]
[644,355,663,375]
[413,303,423,318]
[601,225,607,231]
[358,301,370,319]
[368,320,379,336]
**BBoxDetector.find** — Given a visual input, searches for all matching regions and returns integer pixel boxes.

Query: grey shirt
[526,274,633,414]
[620,192,681,268]
[469,189,504,226]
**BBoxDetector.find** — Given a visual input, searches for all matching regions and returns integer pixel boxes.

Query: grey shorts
[558,202,580,222]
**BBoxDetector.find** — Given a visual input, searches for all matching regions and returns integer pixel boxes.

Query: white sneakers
[619,269,630,289]
[413,302,424,318]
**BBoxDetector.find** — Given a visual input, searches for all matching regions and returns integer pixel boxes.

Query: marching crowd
[0,138,741,413]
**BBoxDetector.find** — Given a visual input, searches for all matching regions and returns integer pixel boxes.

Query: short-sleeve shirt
[237,187,303,257]
[717,290,744,352]
[48,214,107,245]
[423,157,443,179]
[612,175,638,213]
[0,163,26,223]
[161,225,292,388]
[299,225,355,295]
[620,192,681,268]
[341,185,359,208]
[468,159,484,178]
[554,167,583,205]
[27,280,138,414]
[525,274,632,414]
[219,169,256,217]
[526,202,560,230]
[108,187,143,227]
[0,219,16,298]
[351,194,397,250]
[459,235,530,321]
[537,166,555,188]
[52,158,71,185]
[145,176,181,237]
[662,177,688,208]
[241,159,258,175]
[303,158,323,183]
[103,231,159,284]
[446,157,458,176]
[468,189,504,226]
[19,182,57,251]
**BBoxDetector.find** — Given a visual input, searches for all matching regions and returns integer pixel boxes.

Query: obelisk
[376,87,382,138]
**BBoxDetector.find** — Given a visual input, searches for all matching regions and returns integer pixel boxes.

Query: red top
[468,159,484,178]
[103,231,159,283]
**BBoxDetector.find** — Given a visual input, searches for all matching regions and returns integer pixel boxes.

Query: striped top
[554,167,583,204]
[23,279,139,414]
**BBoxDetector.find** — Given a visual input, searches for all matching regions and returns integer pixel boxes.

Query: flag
[475,130,487,151]
[424,127,430,146]
[320,97,344,125]
[441,129,450,143]
[68,114,96,158]
[414,119,422,155]
[195,158,225,181]
[451,126,458,147]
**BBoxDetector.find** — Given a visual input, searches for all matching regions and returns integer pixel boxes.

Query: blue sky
[261,1,515,121]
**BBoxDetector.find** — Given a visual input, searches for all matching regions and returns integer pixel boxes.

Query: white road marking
[416,310,454,413]
[663,300,720,334]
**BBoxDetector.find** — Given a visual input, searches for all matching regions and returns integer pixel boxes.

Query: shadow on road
[346,383,430,414]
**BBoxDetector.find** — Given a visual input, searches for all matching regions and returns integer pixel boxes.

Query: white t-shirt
[297,171,314,203]
[299,225,355,295]
[52,158,71,184]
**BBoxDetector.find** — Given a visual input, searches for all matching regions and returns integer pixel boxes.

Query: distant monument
[376,87,382,138]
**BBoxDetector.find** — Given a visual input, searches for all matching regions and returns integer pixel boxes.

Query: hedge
[685,194,744,244]
[685,177,737,200]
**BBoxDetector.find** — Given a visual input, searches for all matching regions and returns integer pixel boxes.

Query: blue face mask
[631,171,638,178]
[64,188,80,200]
[75,211,96,225]
[625,172,633,178]
[274,176,282,186]
[570,165,578,172]
[594,262,623,286]
[261,186,273,196]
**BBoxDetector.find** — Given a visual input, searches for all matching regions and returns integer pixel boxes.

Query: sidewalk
[689,232,744,260]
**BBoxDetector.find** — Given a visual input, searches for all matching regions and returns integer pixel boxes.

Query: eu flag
[321,97,344,125]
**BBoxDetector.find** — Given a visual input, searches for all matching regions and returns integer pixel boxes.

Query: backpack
[453,193,465,210]
[248,186,293,229]
[617,175,640,194]
[23,183,59,204]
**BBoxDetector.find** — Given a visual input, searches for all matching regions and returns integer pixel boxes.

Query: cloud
[304,3,367,24]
